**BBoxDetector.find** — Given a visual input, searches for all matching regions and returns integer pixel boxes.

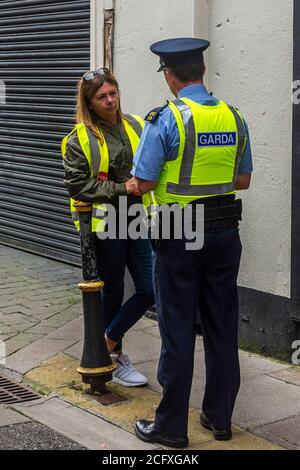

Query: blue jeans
[96,236,154,352]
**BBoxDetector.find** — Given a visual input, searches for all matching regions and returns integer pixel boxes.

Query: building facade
[0,0,299,360]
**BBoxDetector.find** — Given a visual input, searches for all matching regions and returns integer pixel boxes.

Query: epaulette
[145,101,169,123]
[202,99,218,106]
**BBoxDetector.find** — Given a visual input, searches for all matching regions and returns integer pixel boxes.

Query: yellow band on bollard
[77,363,117,375]
[73,201,93,212]
[78,281,105,292]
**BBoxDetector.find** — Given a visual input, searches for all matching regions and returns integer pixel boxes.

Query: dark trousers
[97,237,155,351]
[152,228,242,436]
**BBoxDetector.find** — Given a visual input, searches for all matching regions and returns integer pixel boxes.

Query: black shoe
[135,420,188,448]
[200,412,232,441]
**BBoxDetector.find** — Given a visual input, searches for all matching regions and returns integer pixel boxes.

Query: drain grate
[0,375,41,404]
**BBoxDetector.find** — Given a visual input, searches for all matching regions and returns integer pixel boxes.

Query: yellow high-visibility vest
[61,114,148,232]
[154,98,246,207]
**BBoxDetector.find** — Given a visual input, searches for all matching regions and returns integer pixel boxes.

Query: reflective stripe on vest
[123,114,144,138]
[154,98,246,205]
[61,123,109,232]
[86,128,109,178]
[122,116,156,210]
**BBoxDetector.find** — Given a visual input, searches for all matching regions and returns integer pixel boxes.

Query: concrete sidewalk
[0,244,300,450]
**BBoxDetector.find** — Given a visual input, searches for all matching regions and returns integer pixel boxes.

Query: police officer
[132,38,252,448]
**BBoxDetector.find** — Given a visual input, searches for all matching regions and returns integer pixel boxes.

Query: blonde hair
[75,71,124,144]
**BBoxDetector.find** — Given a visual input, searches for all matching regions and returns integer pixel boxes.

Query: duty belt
[203,199,242,222]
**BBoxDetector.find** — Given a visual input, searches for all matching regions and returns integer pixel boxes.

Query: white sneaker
[111,354,148,387]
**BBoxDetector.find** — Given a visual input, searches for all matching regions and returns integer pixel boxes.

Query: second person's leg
[105,237,154,343]
[97,237,127,353]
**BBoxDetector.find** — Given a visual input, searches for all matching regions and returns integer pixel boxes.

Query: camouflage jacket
[63,122,141,207]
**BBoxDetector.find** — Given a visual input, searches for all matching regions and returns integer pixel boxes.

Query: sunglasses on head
[82,67,110,82]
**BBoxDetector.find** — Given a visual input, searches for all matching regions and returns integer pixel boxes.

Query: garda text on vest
[198,132,236,147]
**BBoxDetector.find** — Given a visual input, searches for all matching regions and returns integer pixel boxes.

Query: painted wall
[207,0,293,298]
[113,0,196,114]
[93,0,293,298]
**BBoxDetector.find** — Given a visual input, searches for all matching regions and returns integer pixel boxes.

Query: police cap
[150,37,210,72]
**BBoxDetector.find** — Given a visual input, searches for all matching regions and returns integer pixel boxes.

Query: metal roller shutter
[0,0,91,264]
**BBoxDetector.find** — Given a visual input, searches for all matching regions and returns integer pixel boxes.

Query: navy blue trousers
[152,228,242,436]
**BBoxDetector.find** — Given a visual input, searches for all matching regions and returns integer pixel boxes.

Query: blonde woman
[62,68,154,387]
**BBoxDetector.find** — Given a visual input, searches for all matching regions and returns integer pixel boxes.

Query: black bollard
[74,201,116,395]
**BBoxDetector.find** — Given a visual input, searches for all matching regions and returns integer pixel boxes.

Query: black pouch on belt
[204,199,242,231]
[190,197,242,232]
[204,198,242,222]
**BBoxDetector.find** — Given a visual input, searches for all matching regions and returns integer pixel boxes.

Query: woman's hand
[125,177,141,196]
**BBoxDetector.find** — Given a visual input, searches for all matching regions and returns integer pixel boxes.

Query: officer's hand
[132,188,142,196]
